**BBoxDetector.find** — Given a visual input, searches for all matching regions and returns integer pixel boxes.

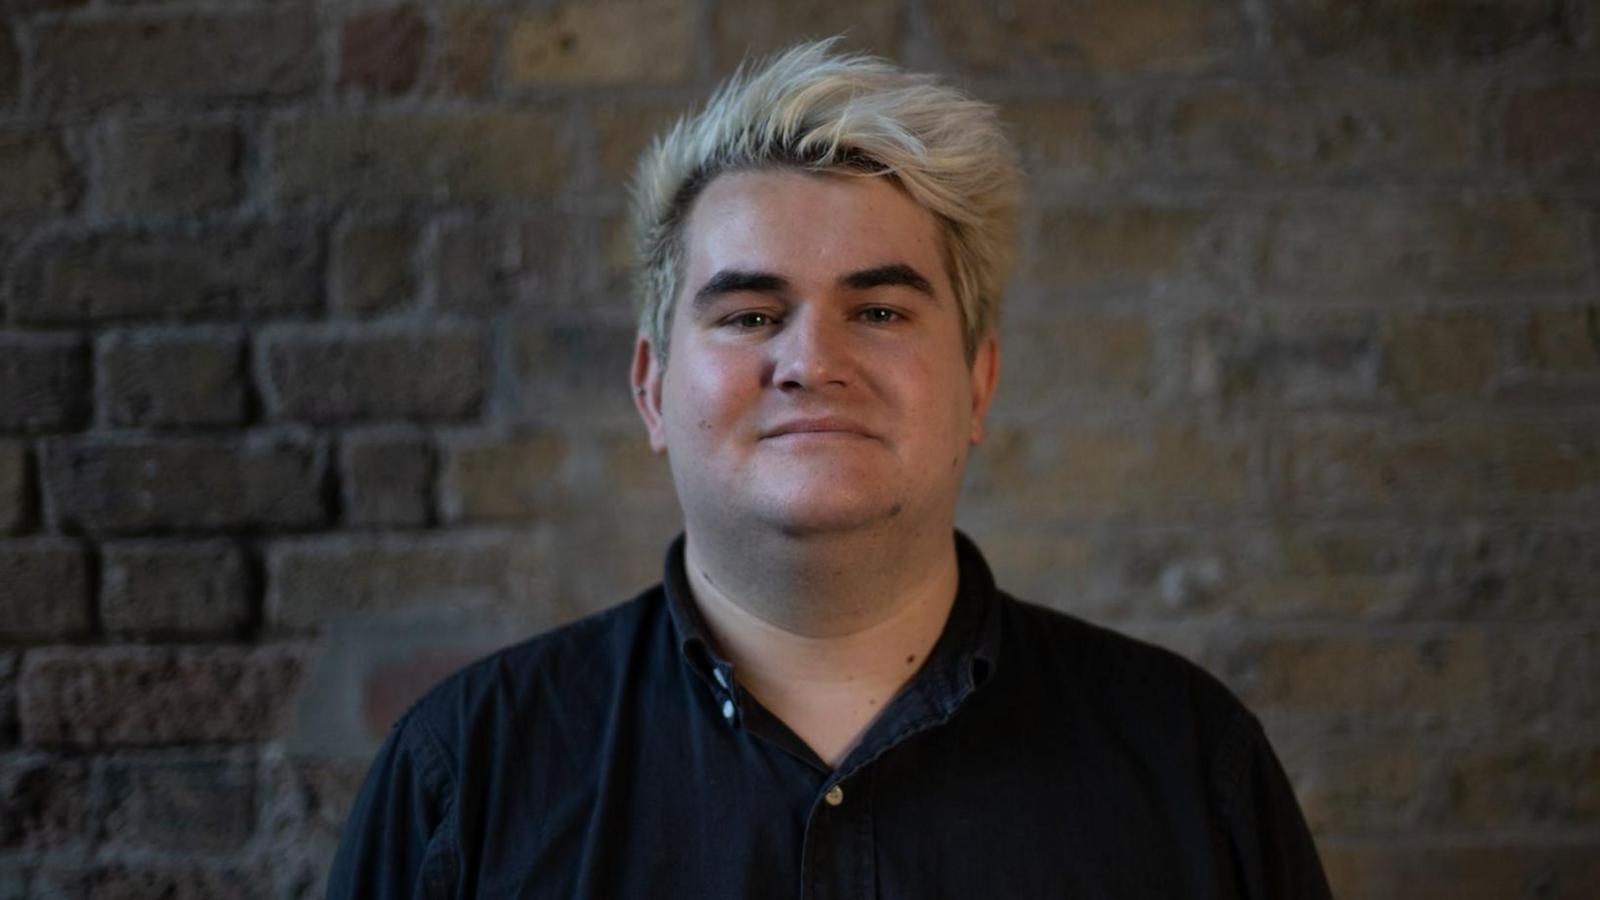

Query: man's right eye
[725,311,778,329]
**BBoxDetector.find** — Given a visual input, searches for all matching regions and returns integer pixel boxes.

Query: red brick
[0,754,90,851]
[0,332,89,433]
[432,4,502,97]
[96,327,247,428]
[40,434,326,534]
[0,129,77,214]
[258,323,489,424]
[91,122,239,217]
[11,227,321,325]
[331,219,416,318]
[1322,840,1600,900]
[18,645,305,746]
[506,0,693,85]
[439,432,567,524]
[33,12,318,107]
[340,4,427,96]
[99,754,255,852]
[1268,0,1570,69]
[0,440,25,533]
[0,538,90,640]
[101,541,250,638]
[270,112,569,206]
[266,531,562,629]
[1506,84,1600,171]
[928,0,1245,74]
[712,0,901,72]
[339,428,433,527]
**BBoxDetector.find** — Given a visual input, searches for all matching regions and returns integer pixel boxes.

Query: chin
[752,486,907,537]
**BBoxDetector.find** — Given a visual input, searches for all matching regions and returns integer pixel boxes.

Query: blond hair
[629,39,1021,362]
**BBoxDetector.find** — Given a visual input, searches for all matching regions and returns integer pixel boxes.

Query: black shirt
[327,533,1332,899]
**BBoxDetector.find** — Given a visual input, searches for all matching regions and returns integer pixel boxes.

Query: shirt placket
[798,766,874,900]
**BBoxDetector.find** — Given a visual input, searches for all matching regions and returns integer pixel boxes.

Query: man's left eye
[860,307,902,324]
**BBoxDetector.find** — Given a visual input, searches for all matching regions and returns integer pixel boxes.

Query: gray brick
[98,753,255,852]
[340,429,433,527]
[0,129,78,214]
[0,538,90,640]
[92,122,240,217]
[0,333,89,434]
[0,754,90,851]
[331,219,416,317]
[259,323,489,424]
[0,441,26,533]
[18,645,305,746]
[101,541,249,638]
[11,228,321,325]
[96,327,247,428]
[41,434,326,535]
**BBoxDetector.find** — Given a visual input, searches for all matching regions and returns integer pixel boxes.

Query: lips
[761,416,879,440]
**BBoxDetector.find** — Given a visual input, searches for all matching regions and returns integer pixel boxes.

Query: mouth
[761,417,879,441]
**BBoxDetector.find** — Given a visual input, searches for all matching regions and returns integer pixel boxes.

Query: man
[328,42,1332,898]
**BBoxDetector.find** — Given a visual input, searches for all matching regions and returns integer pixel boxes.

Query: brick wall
[0,1,1596,897]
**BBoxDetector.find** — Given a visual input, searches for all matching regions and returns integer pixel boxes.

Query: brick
[1219,631,1492,727]
[260,753,369,846]
[592,102,687,187]
[0,441,24,533]
[1526,305,1600,373]
[258,323,488,424]
[506,0,692,85]
[1288,741,1429,833]
[434,217,578,314]
[266,531,560,628]
[0,539,90,640]
[996,315,1153,414]
[0,755,90,851]
[1269,0,1571,69]
[31,863,267,900]
[966,422,1256,521]
[1283,419,1600,512]
[1169,86,1475,174]
[439,432,567,524]
[11,227,321,325]
[0,333,89,433]
[1005,98,1148,179]
[1188,314,1381,407]
[18,645,304,746]
[96,327,247,428]
[340,429,433,527]
[98,754,255,851]
[1490,628,1599,733]
[1026,207,1241,293]
[1262,196,1589,293]
[1383,311,1502,399]
[0,130,77,214]
[507,315,645,424]
[41,434,325,534]
[362,645,486,738]
[331,220,415,317]
[92,123,239,217]
[270,112,568,206]
[33,12,318,107]
[0,26,16,104]
[712,0,900,72]
[1322,841,1600,900]
[340,4,426,96]
[1436,744,1600,828]
[432,4,502,97]
[928,0,1245,74]
[0,653,15,746]
[101,541,250,638]
[1505,84,1600,172]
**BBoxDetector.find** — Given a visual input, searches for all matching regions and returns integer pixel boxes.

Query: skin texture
[631,169,1000,765]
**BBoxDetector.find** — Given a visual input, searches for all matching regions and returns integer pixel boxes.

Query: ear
[631,334,669,454]
[968,333,1000,446]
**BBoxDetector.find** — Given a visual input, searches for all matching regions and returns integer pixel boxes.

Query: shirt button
[714,668,730,689]
[824,785,844,807]
[721,699,735,721]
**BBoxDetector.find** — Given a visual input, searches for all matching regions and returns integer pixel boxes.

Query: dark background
[1,0,1598,897]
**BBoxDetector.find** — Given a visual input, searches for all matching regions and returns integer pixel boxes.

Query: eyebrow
[691,263,937,311]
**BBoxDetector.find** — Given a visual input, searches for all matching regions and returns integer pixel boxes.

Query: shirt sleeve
[1213,709,1334,900]
[325,713,458,900]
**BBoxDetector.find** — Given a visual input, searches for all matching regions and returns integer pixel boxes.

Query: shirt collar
[660,531,1003,700]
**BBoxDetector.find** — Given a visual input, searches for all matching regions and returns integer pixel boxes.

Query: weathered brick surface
[432,4,502,97]
[91,123,239,217]
[96,327,246,428]
[0,440,25,533]
[0,24,16,103]
[101,540,249,638]
[330,220,415,318]
[506,0,693,85]
[1436,743,1600,828]
[11,228,321,325]
[507,315,638,423]
[0,130,77,215]
[996,315,1154,414]
[1506,84,1600,172]
[18,646,305,746]
[0,333,89,434]
[434,217,575,314]
[33,12,318,107]
[339,4,426,96]
[1268,0,1572,70]
[270,112,568,206]
[1322,841,1600,899]
[1525,305,1600,374]
[0,754,90,851]
[1383,311,1502,400]
[1026,207,1245,293]
[0,538,89,640]
[1187,314,1381,408]
[40,435,326,534]
[30,863,268,900]
[339,429,433,527]
[712,0,900,71]
[1005,98,1146,179]
[929,0,1245,74]
[258,323,488,424]
[439,431,567,524]
[98,754,255,851]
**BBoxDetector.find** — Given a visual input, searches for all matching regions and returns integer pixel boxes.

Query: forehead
[679,169,948,285]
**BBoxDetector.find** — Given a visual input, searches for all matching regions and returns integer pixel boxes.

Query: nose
[769,308,853,392]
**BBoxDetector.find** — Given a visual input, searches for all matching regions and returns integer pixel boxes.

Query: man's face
[632,169,998,539]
